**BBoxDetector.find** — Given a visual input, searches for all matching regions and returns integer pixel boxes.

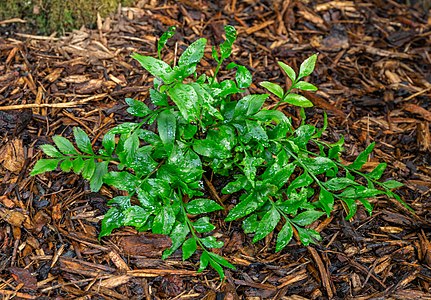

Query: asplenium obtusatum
[31,25,405,279]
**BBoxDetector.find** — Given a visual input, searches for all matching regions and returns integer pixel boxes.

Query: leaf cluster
[32,26,405,279]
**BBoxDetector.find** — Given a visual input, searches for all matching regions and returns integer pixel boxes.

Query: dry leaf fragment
[0,139,25,173]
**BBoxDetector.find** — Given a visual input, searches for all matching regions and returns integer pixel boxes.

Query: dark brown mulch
[1,0,431,299]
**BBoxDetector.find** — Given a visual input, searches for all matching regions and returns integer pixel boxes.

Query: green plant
[31,26,405,279]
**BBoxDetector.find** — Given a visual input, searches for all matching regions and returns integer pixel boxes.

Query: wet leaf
[298,54,317,79]
[276,222,293,252]
[242,214,258,233]
[185,198,223,215]
[292,210,325,226]
[253,206,280,243]
[30,159,60,176]
[278,61,297,83]
[201,236,224,248]
[235,65,252,89]
[382,180,404,189]
[162,222,190,259]
[350,142,375,170]
[368,162,387,180]
[260,81,284,98]
[178,38,207,69]
[296,226,321,246]
[125,98,151,117]
[100,207,124,238]
[157,109,176,156]
[123,206,151,228]
[157,26,176,58]
[52,136,78,155]
[293,81,318,91]
[131,53,175,84]
[220,25,237,59]
[168,83,199,122]
[182,237,197,260]
[319,188,334,216]
[193,217,216,233]
[90,161,108,192]
[153,205,175,235]
[40,144,63,158]
[323,177,358,191]
[283,93,313,107]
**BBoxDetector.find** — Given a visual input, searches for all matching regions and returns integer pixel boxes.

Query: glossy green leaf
[162,222,190,259]
[73,127,93,154]
[234,94,269,117]
[343,197,357,220]
[220,25,237,59]
[131,53,174,83]
[40,144,63,158]
[30,159,60,176]
[242,214,258,233]
[222,175,250,194]
[178,38,207,68]
[102,132,115,156]
[201,236,224,249]
[304,157,337,175]
[253,206,280,243]
[298,54,317,79]
[278,61,296,83]
[276,222,293,252]
[157,26,176,58]
[123,206,151,228]
[243,156,265,182]
[103,171,140,192]
[293,81,318,91]
[186,198,223,215]
[153,205,175,235]
[260,81,284,98]
[296,226,321,246]
[368,163,387,180]
[225,192,267,221]
[292,210,325,226]
[72,156,85,174]
[107,196,131,211]
[125,98,151,117]
[168,83,199,122]
[150,88,169,106]
[99,207,124,238]
[282,93,313,107]
[235,65,252,89]
[324,177,358,191]
[208,252,235,269]
[319,188,334,216]
[182,237,197,260]
[350,142,375,170]
[60,159,72,172]
[82,158,96,180]
[157,109,176,156]
[286,172,313,194]
[90,161,108,192]
[382,180,404,189]
[198,251,210,272]
[359,198,373,214]
[52,136,78,155]
[108,122,139,134]
[193,217,216,233]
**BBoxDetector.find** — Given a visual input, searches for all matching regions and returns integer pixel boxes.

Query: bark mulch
[1,0,431,299]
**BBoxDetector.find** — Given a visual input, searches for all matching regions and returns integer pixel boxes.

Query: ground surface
[1,0,431,299]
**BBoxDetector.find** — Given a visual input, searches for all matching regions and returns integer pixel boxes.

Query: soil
[1,0,431,299]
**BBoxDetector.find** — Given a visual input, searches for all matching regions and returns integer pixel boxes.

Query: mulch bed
[1,0,431,299]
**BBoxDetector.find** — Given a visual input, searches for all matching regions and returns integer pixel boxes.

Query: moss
[0,0,135,35]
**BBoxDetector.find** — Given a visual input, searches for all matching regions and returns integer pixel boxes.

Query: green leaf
[292,210,325,226]
[72,156,85,174]
[234,94,269,117]
[382,180,404,189]
[103,171,140,192]
[123,206,151,228]
[259,81,284,98]
[323,177,358,191]
[342,197,357,220]
[40,144,63,158]
[282,93,313,108]
[222,175,250,194]
[296,227,321,246]
[359,198,373,214]
[82,159,96,180]
[198,251,210,273]
[286,172,313,194]
[276,222,293,252]
[60,159,73,172]
[168,83,199,122]
[298,54,317,79]
[162,222,190,259]
[193,139,231,159]
[125,98,151,117]
[108,196,131,211]
[52,136,78,155]
[253,206,280,243]
[90,161,108,192]
[201,236,224,248]
[208,252,235,270]
[318,188,334,216]
[30,159,60,176]
[99,207,124,238]
[350,142,375,170]
[182,237,197,260]
[209,260,225,279]
[235,65,252,89]
[178,38,207,68]
[225,192,267,221]
[102,132,115,156]
[108,122,139,134]
[293,81,318,91]
[242,214,259,233]
[186,199,223,215]
[193,217,216,233]
[150,88,169,106]
[131,53,174,84]
[243,156,265,182]
[157,26,176,58]
[368,163,387,180]
[153,205,175,235]
[303,157,337,175]
[157,109,176,156]
[278,61,296,83]
[220,25,237,60]
[73,127,93,155]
